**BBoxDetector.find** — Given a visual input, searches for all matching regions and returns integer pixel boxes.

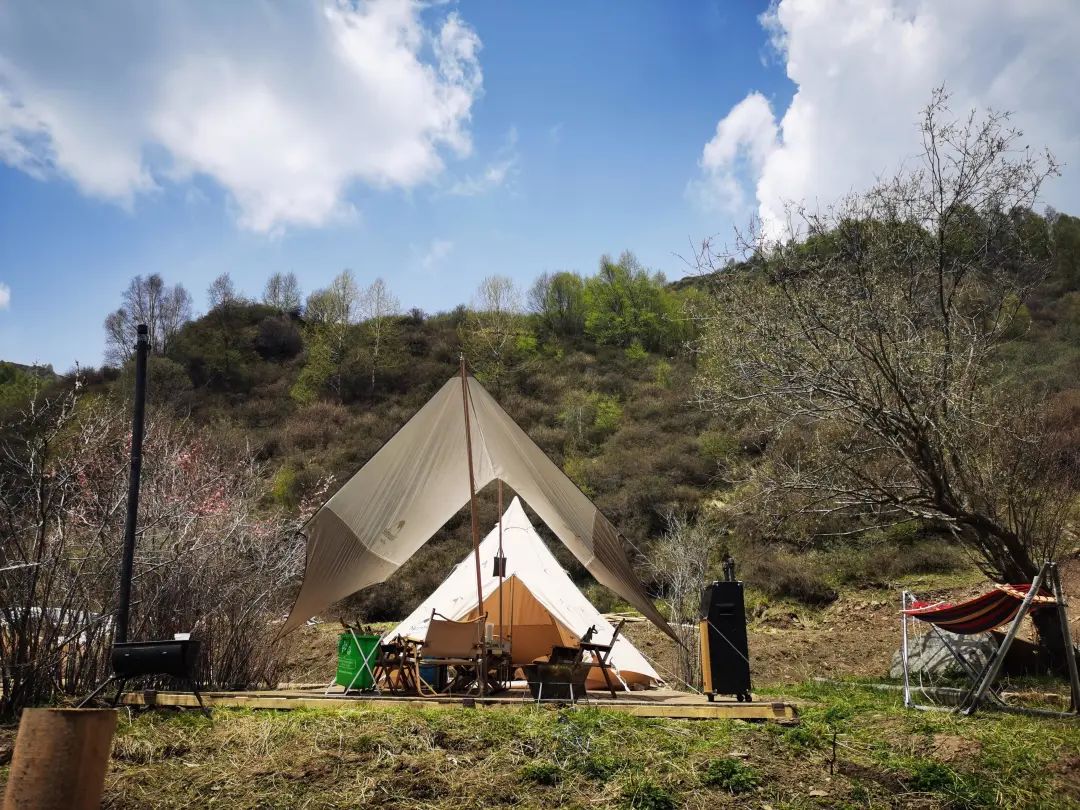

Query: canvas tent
[281,373,675,642]
[386,497,662,688]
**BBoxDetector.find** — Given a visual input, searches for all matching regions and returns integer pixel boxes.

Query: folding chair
[373,636,420,695]
[579,619,626,699]
[420,611,487,694]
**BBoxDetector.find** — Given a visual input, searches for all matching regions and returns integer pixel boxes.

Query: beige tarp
[386,497,662,687]
[281,374,675,640]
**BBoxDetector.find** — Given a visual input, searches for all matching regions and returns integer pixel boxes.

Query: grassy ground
[4,680,1074,809]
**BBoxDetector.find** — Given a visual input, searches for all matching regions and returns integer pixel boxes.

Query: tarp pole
[900,590,911,708]
[1049,562,1080,713]
[962,561,1048,714]
[460,356,487,695]
[498,480,505,646]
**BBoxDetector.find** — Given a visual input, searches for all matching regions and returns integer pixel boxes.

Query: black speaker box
[699,580,752,701]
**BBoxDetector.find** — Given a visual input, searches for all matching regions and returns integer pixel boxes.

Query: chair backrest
[423,617,483,659]
[598,619,626,665]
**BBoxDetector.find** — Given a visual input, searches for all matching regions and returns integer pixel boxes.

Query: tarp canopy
[385,497,662,687]
[282,374,675,640]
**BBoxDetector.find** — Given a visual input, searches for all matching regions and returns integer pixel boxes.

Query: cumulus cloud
[0,1,483,232]
[0,282,10,310]
[695,0,1080,234]
[692,92,778,213]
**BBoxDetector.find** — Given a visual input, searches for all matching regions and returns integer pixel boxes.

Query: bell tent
[281,372,675,648]
[386,496,662,688]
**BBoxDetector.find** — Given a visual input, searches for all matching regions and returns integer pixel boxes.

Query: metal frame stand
[326,628,381,695]
[77,676,210,717]
[901,561,1080,717]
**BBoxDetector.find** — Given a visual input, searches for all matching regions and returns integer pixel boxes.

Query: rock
[889,629,997,679]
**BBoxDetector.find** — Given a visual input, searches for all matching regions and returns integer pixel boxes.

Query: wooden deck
[119,686,798,722]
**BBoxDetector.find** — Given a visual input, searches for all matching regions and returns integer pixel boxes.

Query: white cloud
[447,126,518,196]
[691,92,778,213]
[0,1,483,232]
[420,238,453,269]
[695,0,1080,234]
[0,282,10,310]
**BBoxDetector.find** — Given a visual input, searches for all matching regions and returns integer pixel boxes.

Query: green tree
[528,271,586,337]
[582,253,685,352]
[290,328,335,405]
[1051,213,1080,290]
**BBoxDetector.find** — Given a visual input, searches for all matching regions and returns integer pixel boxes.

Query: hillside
[7,214,1080,626]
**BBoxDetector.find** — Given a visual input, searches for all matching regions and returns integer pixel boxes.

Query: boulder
[889,629,998,679]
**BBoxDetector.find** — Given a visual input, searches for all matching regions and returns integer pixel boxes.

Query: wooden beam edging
[119,691,797,722]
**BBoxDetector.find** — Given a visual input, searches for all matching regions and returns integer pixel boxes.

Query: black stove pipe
[115,323,148,644]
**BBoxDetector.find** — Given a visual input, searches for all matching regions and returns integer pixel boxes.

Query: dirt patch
[621,592,902,687]
[930,733,981,763]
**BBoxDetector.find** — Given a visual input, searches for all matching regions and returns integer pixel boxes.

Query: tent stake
[460,355,487,696]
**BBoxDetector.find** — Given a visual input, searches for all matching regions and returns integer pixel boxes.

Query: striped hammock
[903,584,1056,634]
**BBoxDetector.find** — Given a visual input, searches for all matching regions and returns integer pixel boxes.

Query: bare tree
[359,277,400,394]
[262,272,302,313]
[694,89,1075,665]
[305,270,360,328]
[207,272,240,311]
[647,512,713,689]
[0,382,307,717]
[104,274,192,365]
[461,275,532,391]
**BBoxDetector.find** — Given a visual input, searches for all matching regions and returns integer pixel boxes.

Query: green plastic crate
[335,633,380,690]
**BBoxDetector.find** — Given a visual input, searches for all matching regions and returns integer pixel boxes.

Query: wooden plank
[119,690,797,722]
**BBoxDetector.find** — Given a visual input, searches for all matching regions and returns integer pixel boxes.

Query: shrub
[619,776,677,810]
[255,316,303,362]
[906,760,991,808]
[701,758,761,793]
[745,551,838,606]
[520,761,561,785]
[653,359,673,388]
[578,754,623,780]
[283,401,350,451]
[699,430,740,463]
[271,465,298,508]
[624,341,648,362]
[559,391,622,448]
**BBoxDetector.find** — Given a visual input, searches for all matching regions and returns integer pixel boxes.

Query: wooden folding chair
[374,636,420,695]
[420,611,487,694]
[579,619,626,699]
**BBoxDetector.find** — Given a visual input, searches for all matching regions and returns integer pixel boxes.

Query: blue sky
[2,1,1078,370]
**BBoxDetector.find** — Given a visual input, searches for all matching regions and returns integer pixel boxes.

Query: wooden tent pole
[460,355,487,695]
[497,481,505,645]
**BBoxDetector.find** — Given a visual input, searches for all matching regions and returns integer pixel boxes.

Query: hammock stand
[899,560,1080,717]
